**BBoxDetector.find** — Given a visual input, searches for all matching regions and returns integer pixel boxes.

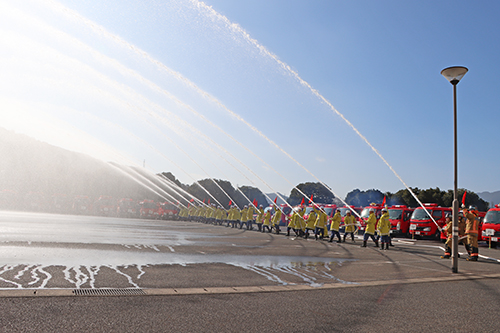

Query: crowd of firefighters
[179,204,399,251]
[441,205,481,261]
[178,203,481,260]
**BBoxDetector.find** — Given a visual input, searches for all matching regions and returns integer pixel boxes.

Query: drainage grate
[73,288,146,296]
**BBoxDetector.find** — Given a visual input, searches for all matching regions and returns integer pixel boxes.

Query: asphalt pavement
[1,216,500,332]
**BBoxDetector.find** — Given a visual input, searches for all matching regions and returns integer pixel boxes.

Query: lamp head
[441,66,468,85]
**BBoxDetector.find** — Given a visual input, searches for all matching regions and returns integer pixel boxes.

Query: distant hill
[478,191,500,207]
[0,128,167,212]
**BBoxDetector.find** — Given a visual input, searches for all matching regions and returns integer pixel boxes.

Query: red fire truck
[480,205,500,246]
[388,205,414,238]
[409,203,451,239]
[117,198,139,218]
[159,201,179,220]
[93,195,116,217]
[139,200,161,219]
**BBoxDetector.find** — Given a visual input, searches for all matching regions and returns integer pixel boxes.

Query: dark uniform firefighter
[463,205,479,261]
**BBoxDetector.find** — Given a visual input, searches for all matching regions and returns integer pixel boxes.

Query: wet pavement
[0,210,500,294]
[2,211,500,332]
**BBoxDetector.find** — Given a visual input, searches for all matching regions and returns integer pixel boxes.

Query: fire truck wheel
[491,241,497,249]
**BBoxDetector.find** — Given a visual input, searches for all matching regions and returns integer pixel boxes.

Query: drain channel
[72,289,146,296]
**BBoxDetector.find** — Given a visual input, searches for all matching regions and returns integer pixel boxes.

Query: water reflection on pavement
[0,211,356,289]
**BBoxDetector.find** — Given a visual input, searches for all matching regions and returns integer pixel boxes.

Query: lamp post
[441,66,468,273]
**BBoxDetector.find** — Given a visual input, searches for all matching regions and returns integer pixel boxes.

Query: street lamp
[441,66,468,273]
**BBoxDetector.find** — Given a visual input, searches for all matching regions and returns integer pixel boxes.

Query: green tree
[288,182,335,206]
[345,189,384,207]
[238,186,267,208]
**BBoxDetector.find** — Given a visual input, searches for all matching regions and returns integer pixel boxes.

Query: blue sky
[1,0,499,199]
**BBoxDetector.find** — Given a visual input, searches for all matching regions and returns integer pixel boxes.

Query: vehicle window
[389,209,402,220]
[411,209,430,220]
[432,210,442,218]
[484,211,500,224]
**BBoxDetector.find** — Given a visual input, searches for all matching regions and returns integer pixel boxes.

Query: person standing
[343,210,357,242]
[271,205,282,234]
[377,208,391,250]
[255,205,264,232]
[262,208,272,233]
[304,210,317,239]
[240,205,248,229]
[287,208,297,236]
[441,215,453,259]
[329,209,342,243]
[233,206,241,229]
[463,206,479,261]
[458,214,470,255]
[362,209,379,248]
[247,205,255,230]
[313,205,327,240]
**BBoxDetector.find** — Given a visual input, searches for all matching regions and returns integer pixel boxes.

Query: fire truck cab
[409,203,451,239]
[159,201,179,220]
[388,205,414,237]
[481,205,500,247]
[117,198,139,218]
[140,200,161,219]
[93,195,115,217]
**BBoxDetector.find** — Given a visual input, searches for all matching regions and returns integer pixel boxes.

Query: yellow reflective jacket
[330,211,341,231]
[365,213,377,235]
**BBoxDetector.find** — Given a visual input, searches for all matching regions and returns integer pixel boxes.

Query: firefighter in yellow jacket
[247,205,255,230]
[377,208,391,250]
[362,209,379,248]
[262,208,272,233]
[343,210,357,242]
[297,206,306,237]
[271,205,282,234]
[287,208,297,236]
[329,209,342,243]
[255,205,264,232]
[313,205,328,240]
[239,205,248,229]
[303,210,316,239]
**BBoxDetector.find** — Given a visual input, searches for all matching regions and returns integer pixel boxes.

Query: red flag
[274,197,278,204]
[253,199,258,206]
[309,194,313,203]
[208,199,210,205]
[382,196,386,206]
[229,200,232,206]
[300,197,305,206]
[190,199,194,202]
[462,191,467,206]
